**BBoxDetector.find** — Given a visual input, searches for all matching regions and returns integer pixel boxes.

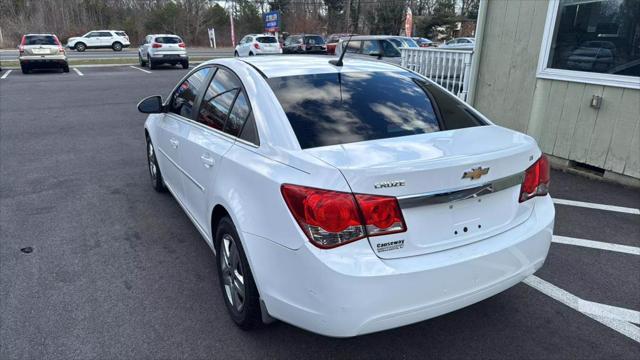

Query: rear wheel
[75,42,86,52]
[146,138,166,192]
[216,217,262,330]
[248,51,254,56]
[181,60,189,69]
[112,42,123,51]
[62,64,70,73]
[21,64,30,74]
[147,55,156,70]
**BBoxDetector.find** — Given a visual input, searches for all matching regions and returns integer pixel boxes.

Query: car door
[99,32,113,47]
[179,66,243,230]
[158,67,213,202]
[85,32,100,47]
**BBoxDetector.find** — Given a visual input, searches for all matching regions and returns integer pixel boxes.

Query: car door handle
[200,154,215,168]
[169,138,179,148]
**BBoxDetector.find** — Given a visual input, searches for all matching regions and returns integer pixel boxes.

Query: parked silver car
[440,37,475,49]
[138,34,189,69]
[335,35,419,65]
[19,33,69,74]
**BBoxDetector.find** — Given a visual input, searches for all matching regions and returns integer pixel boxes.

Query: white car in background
[234,34,282,57]
[67,30,130,52]
[440,37,475,49]
[137,56,554,337]
[138,34,189,69]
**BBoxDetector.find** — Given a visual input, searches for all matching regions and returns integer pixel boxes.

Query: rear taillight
[253,43,260,49]
[519,154,550,202]
[178,42,186,48]
[152,43,162,48]
[19,35,26,55]
[54,36,64,53]
[281,184,407,249]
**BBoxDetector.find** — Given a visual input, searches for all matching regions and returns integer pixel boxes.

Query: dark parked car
[283,34,327,54]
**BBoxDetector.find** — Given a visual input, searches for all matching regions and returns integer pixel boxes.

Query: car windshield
[400,38,419,48]
[24,35,57,45]
[267,72,445,148]
[155,36,182,44]
[257,36,278,43]
[304,36,325,45]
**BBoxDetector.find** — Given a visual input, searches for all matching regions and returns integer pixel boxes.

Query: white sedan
[137,56,554,337]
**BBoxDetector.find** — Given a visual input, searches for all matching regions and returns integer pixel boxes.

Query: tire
[146,138,166,192]
[21,64,30,74]
[216,217,262,330]
[63,64,70,73]
[248,52,254,56]
[148,56,156,70]
[139,54,147,67]
[181,60,189,69]
[112,42,123,51]
[75,42,86,52]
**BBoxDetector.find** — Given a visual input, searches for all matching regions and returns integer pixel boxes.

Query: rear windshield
[155,36,182,44]
[256,36,277,43]
[304,36,325,45]
[268,72,484,149]
[24,35,57,45]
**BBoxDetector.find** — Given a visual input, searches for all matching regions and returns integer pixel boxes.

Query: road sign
[264,11,280,31]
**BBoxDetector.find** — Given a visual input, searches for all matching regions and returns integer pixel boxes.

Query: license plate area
[32,49,50,54]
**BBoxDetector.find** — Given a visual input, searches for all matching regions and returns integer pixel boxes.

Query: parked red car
[326,33,357,55]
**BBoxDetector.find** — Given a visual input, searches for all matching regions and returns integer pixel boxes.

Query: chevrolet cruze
[137,56,555,337]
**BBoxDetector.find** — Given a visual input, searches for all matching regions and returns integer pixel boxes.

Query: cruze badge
[374,180,405,189]
[462,167,490,180]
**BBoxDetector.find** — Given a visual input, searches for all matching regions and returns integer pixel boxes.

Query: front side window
[382,40,401,57]
[198,68,241,131]
[267,72,446,149]
[541,0,640,83]
[169,67,211,118]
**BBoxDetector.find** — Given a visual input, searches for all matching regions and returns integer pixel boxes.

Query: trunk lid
[24,45,61,56]
[305,125,540,259]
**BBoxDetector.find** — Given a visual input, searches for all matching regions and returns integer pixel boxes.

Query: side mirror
[368,51,383,59]
[137,95,164,114]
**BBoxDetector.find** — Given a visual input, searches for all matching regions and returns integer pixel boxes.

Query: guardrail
[400,48,474,102]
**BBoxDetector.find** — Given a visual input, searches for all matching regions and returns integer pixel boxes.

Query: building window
[538,0,640,89]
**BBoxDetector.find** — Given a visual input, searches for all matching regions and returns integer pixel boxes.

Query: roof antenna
[329,35,353,67]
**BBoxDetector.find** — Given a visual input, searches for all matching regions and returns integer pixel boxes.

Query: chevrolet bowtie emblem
[462,166,490,180]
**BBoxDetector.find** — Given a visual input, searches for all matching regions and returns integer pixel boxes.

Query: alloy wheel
[147,142,157,181]
[220,234,245,313]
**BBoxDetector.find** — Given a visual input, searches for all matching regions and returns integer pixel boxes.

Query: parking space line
[1,70,12,79]
[130,66,152,74]
[552,235,640,255]
[524,275,640,343]
[73,68,84,76]
[553,198,640,215]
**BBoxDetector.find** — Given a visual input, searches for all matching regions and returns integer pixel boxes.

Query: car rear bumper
[150,54,188,61]
[244,195,554,337]
[20,56,68,66]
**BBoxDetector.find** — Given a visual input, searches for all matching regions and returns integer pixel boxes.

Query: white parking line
[552,235,640,255]
[553,198,640,215]
[1,70,12,79]
[73,68,84,76]
[524,275,640,343]
[130,66,152,74]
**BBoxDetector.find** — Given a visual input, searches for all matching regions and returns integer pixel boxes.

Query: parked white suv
[234,34,282,57]
[67,30,130,52]
[138,34,189,69]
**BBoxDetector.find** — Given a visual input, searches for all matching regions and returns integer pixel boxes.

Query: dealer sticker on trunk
[376,240,405,252]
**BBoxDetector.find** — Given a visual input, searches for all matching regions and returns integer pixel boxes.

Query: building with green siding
[468,0,639,184]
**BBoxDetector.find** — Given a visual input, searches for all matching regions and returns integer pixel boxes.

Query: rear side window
[256,36,277,43]
[155,36,182,44]
[362,40,380,55]
[115,32,127,37]
[415,80,485,130]
[382,40,400,57]
[267,72,441,149]
[225,91,250,136]
[344,40,361,53]
[169,67,211,118]
[198,68,241,131]
[24,35,57,45]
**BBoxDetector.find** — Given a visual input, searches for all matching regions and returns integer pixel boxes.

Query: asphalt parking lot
[1,65,638,359]
[0,47,232,61]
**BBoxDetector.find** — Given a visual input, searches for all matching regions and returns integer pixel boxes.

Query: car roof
[344,35,411,41]
[150,34,181,37]
[24,33,57,36]
[217,55,406,78]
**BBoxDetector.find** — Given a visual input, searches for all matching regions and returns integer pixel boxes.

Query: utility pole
[345,0,352,33]
[228,0,236,46]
